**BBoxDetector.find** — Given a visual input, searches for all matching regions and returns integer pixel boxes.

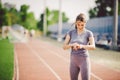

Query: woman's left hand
[72,43,83,50]
[76,44,83,49]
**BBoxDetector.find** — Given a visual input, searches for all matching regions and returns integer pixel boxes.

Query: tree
[0,2,22,27]
[25,12,37,30]
[0,2,8,27]
[37,13,44,31]
[47,9,69,25]
[88,0,120,18]
[6,8,20,26]
[62,12,69,22]
[19,4,29,28]
[37,8,69,32]
[19,5,37,30]
[0,3,37,31]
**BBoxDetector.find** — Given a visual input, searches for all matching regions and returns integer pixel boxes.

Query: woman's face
[76,21,86,30]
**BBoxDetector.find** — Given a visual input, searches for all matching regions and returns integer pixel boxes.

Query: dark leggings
[70,54,90,80]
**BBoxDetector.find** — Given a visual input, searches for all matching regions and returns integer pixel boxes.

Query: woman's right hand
[70,43,80,50]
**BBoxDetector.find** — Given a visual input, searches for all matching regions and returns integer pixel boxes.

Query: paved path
[14,39,120,80]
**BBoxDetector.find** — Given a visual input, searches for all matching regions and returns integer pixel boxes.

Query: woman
[63,13,95,80]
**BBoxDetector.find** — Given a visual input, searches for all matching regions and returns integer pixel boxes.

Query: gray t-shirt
[67,29,93,57]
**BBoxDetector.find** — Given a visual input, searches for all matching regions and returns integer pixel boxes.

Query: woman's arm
[63,34,72,50]
[81,36,96,50]
[63,34,80,50]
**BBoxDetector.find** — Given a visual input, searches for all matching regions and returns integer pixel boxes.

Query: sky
[2,0,96,22]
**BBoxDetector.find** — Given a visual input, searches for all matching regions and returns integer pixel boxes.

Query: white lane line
[39,43,103,80]
[91,73,103,80]
[25,44,62,80]
[14,45,19,80]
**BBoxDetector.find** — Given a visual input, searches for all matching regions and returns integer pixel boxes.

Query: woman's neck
[77,28,85,34]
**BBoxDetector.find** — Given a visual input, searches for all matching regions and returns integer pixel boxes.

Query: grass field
[0,38,14,80]
[39,36,120,71]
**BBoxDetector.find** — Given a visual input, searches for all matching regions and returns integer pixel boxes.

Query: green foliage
[20,4,29,22]
[37,13,44,31]
[47,9,69,25]
[0,3,37,30]
[6,8,20,26]
[25,12,37,30]
[37,8,69,32]
[88,0,120,18]
[0,2,69,33]
[0,3,8,27]
[48,10,59,25]
[119,4,120,15]
[19,4,37,30]
[62,12,69,22]
[0,2,21,27]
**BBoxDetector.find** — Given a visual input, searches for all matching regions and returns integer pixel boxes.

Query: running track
[14,39,120,80]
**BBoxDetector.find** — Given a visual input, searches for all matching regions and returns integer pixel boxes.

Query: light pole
[112,0,118,49]
[57,0,62,42]
[43,0,47,36]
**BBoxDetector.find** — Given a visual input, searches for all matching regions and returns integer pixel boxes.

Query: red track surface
[14,39,120,80]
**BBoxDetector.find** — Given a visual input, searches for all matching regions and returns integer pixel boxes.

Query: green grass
[0,38,14,80]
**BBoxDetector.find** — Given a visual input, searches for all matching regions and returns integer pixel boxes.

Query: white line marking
[26,44,62,80]
[91,73,103,80]
[14,45,19,80]
[39,43,103,80]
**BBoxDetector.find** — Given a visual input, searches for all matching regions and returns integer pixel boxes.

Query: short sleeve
[88,30,93,38]
[66,30,72,37]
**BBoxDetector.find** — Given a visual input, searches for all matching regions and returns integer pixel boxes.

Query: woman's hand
[71,43,83,50]
[72,43,79,50]
[76,44,83,49]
